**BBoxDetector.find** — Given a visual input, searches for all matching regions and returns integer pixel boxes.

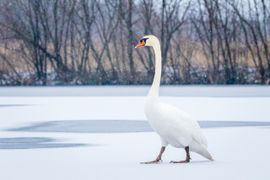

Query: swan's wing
[157,103,208,147]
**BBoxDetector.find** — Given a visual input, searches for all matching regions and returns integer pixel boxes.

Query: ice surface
[0,85,270,97]
[0,87,269,180]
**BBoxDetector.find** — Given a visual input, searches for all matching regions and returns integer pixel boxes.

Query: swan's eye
[140,39,145,43]
[135,37,149,48]
[140,38,149,44]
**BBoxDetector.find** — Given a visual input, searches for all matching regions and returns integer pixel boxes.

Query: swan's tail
[197,146,214,161]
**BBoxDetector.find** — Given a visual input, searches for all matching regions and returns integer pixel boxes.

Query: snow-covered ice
[0,86,269,180]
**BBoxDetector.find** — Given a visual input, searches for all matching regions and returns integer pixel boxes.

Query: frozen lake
[0,86,269,180]
[1,85,270,97]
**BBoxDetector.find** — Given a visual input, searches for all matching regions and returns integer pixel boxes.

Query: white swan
[135,35,213,163]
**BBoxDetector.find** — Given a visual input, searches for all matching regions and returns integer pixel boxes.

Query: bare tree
[1,0,270,85]
[229,0,269,83]
[160,0,191,67]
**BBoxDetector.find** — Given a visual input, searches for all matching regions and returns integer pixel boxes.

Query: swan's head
[135,35,159,48]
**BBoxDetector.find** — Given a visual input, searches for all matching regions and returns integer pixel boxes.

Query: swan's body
[135,35,213,163]
[145,99,212,160]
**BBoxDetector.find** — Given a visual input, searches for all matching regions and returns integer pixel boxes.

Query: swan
[135,35,213,163]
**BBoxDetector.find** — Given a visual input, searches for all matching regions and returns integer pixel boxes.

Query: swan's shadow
[188,160,212,164]
[8,120,270,134]
[0,137,87,149]
[141,160,212,165]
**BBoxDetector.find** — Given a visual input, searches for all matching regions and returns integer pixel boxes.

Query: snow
[0,86,269,180]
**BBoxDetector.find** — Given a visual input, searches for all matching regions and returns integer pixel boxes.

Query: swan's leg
[141,146,166,164]
[170,146,191,163]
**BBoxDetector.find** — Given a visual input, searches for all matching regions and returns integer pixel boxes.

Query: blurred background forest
[0,0,270,85]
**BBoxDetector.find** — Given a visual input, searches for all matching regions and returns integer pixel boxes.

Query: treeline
[0,0,270,85]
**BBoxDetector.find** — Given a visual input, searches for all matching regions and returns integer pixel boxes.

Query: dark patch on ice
[0,137,86,149]
[200,121,270,128]
[8,120,270,133]
[10,120,151,133]
[0,104,30,108]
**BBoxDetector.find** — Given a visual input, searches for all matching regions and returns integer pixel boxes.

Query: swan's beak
[135,41,145,49]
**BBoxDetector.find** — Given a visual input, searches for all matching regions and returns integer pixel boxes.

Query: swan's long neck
[148,41,162,98]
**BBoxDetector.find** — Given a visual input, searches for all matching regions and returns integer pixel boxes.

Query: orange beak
[135,41,145,49]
